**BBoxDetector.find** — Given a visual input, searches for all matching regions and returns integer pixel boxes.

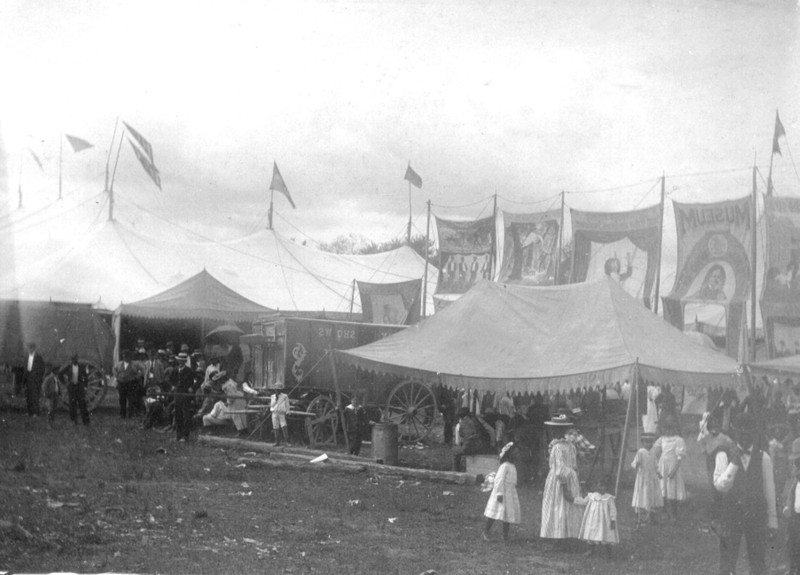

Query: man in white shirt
[713,412,777,575]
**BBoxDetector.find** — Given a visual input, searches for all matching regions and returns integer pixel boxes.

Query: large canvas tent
[338,278,743,393]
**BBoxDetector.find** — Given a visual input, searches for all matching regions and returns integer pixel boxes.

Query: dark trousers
[718,511,767,575]
[789,514,800,575]
[174,396,192,440]
[25,378,41,416]
[118,381,136,418]
[68,383,90,425]
[348,433,363,456]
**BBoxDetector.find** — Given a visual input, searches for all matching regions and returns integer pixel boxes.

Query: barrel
[371,422,399,466]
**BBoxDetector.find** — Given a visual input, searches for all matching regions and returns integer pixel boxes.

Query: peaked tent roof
[118,269,273,321]
[338,278,742,393]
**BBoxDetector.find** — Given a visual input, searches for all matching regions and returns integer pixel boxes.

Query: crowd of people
[466,376,800,575]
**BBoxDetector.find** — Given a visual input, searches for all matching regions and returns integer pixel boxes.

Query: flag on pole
[123,122,155,163]
[27,148,44,171]
[269,162,296,208]
[65,134,93,153]
[772,111,786,156]
[404,163,422,188]
[128,139,162,190]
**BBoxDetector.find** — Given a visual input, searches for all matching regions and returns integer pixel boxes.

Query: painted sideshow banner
[761,196,800,358]
[436,216,494,294]
[497,210,560,285]
[663,196,753,358]
[571,204,661,307]
[357,279,421,325]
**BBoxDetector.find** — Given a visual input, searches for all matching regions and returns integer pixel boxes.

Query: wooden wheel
[305,394,339,447]
[385,380,437,442]
[58,361,109,413]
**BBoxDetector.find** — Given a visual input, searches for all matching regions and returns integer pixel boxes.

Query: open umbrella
[204,324,245,341]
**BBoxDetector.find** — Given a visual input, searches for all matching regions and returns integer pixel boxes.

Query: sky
[1,0,799,267]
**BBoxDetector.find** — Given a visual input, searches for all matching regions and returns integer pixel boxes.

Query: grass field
[0,401,789,574]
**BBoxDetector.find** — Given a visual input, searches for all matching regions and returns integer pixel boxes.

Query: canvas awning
[118,269,273,321]
[748,355,800,379]
[338,278,742,393]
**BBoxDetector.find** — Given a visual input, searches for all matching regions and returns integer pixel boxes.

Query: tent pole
[750,160,758,361]
[328,350,350,452]
[555,191,565,285]
[615,361,637,497]
[348,279,356,321]
[422,199,431,318]
[653,173,666,314]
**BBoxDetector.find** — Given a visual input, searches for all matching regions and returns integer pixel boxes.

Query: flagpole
[348,279,356,321]
[554,191,565,285]
[751,158,758,360]
[422,199,431,318]
[767,146,776,197]
[268,189,274,230]
[653,173,666,314]
[407,178,412,245]
[491,193,498,279]
[58,133,63,201]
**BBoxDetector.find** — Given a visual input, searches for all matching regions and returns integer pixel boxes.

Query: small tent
[338,278,742,393]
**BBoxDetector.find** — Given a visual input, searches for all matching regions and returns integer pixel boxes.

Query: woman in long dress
[483,443,520,541]
[540,435,582,543]
[631,432,663,525]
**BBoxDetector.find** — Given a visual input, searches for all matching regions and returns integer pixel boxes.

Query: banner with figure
[761,196,800,358]
[436,216,494,294]
[357,279,422,325]
[571,204,661,307]
[497,210,560,285]
[663,196,753,358]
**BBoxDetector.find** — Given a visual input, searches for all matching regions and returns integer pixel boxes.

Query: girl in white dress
[576,477,619,555]
[652,415,686,520]
[483,442,520,541]
[631,432,663,526]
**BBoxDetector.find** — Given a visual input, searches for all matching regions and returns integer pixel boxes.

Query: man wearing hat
[713,412,777,575]
[58,353,90,426]
[783,438,800,574]
[171,351,196,442]
[114,350,141,419]
[269,381,291,446]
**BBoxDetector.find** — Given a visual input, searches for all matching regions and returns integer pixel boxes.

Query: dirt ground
[0,398,791,575]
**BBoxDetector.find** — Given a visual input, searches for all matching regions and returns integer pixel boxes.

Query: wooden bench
[466,454,499,477]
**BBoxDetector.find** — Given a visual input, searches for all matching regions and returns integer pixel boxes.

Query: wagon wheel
[305,394,339,447]
[385,380,437,442]
[58,361,109,413]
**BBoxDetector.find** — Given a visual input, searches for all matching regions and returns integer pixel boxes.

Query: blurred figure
[23,342,45,417]
[59,353,90,426]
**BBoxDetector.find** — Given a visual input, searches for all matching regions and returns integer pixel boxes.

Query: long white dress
[652,434,687,501]
[576,493,619,544]
[540,440,582,539]
[483,462,520,523]
[631,447,663,511]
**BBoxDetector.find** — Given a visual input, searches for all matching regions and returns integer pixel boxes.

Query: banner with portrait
[570,204,662,307]
[357,279,422,325]
[761,196,800,358]
[663,197,753,358]
[435,216,494,294]
[497,210,560,285]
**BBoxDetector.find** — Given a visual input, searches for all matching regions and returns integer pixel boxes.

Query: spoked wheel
[57,361,109,412]
[305,394,339,447]
[385,380,437,442]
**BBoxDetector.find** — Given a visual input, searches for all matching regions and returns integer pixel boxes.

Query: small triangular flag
[65,134,93,153]
[269,162,296,209]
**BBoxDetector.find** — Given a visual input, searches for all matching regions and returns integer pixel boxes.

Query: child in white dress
[483,442,520,541]
[652,415,687,520]
[631,432,663,526]
[576,477,619,556]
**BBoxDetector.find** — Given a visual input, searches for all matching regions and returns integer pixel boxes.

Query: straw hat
[499,442,515,459]
[544,414,574,427]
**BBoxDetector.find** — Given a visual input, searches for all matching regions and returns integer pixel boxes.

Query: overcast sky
[1,0,799,258]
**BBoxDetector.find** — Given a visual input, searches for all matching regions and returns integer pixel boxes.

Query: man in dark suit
[171,352,196,442]
[22,342,46,417]
[59,353,91,426]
